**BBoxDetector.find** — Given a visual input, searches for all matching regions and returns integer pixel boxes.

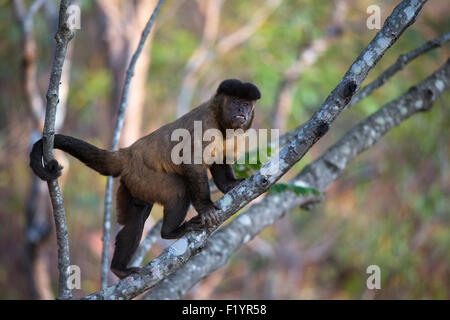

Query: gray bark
[41,0,75,300]
[14,0,75,300]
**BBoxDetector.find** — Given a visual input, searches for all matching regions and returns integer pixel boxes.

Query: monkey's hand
[190,202,221,229]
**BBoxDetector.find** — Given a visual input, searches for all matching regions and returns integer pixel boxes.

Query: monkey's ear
[217,79,261,101]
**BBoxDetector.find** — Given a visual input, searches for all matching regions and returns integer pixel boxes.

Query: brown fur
[29,79,261,279]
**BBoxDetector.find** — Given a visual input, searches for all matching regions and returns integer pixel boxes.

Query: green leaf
[270,183,320,196]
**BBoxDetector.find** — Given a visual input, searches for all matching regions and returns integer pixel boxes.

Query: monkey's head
[215,79,261,130]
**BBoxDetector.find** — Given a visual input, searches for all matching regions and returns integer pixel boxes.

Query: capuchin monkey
[30,79,261,279]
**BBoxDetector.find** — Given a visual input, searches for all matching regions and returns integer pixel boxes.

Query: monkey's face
[220,96,255,130]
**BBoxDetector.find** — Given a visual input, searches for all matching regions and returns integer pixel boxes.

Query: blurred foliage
[0,0,449,299]
[233,147,320,196]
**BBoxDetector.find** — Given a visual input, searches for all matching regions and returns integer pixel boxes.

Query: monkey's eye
[242,102,250,108]
[232,99,239,105]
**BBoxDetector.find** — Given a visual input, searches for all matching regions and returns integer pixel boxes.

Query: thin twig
[100,0,166,290]
[279,31,450,145]
[345,31,450,108]
[14,0,75,300]
[41,0,75,300]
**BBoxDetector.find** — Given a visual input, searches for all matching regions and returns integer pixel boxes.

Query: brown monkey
[30,79,261,279]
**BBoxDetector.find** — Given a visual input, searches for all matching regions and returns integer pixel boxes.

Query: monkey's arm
[210,163,244,194]
[183,165,220,228]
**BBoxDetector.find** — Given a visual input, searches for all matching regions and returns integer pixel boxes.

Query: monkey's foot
[198,204,221,228]
[186,217,206,231]
[111,267,142,279]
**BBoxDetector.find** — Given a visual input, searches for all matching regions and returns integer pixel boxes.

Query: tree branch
[280,31,450,145]
[41,0,75,300]
[83,0,427,300]
[100,0,166,290]
[145,59,450,299]
[135,21,448,273]
[345,31,450,109]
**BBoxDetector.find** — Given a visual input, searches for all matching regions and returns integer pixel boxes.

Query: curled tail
[30,134,125,181]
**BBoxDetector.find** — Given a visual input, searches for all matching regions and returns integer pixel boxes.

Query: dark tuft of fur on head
[217,79,261,100]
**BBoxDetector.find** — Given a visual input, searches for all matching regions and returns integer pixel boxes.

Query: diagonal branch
[345,31,450,109]
[145,59,450,299]
[133,28,449,270]
[84,0,428,300]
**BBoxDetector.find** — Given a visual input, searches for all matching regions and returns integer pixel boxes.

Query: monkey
[30,79,261,279]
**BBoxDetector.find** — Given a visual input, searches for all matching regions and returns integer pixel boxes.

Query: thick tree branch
[84,0,427,300]
[100,0,165,290]
[41,0,75,300]
[145,59,450,299]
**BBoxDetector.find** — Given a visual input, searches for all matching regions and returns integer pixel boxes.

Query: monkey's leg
[210,163,244,194]
[111,190,153,279]
[183,165,220,228]
[160,196,191,239]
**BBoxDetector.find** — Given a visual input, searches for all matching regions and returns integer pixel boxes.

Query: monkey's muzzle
[234,114,247,124]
